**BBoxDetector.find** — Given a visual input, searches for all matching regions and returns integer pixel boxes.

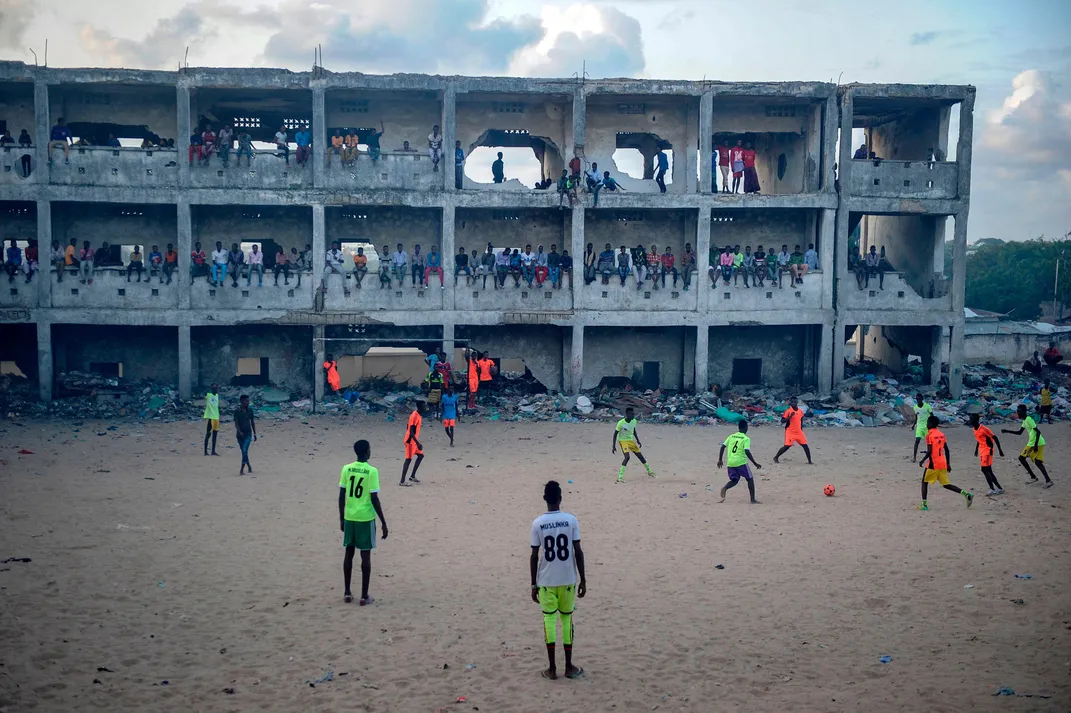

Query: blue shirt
[426,252,441,268]
[6,246,21,265]
[50,126,71,142]
[657,152,669,170]
[295,130,311,147]
[441,394,459,420]
[455,147,465,165]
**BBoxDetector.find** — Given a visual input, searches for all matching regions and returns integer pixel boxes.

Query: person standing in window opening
[454,140,465,189]
[428,125,443,172]
[655,147,669,193]
[729,140,745,194]
[716,142,731,192]
[294,123,311,167]
[492,151,505,184]
[235,129,254,167]
[274,126,290,166]
[324,354,341,393]
[216,125,233,167]
[235,394,257,476]
[365,120,384,161]
[742,142,760,194]
[19,129,33,177]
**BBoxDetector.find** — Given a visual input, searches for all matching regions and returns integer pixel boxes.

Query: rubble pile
[0,363,1063,427]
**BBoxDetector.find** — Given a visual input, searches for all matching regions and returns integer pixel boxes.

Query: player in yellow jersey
[1002,403,1053,488]
[612,407,655,482]
[202,383,220,456]
[338,440,389,604]
[1038,379,1053,423]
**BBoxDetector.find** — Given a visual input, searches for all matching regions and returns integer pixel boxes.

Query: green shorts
[538,584,576,615]
[343,519,376,550]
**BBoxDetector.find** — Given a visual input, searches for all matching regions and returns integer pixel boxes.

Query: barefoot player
[911,393,933,461]
[717,421,763,503]
[339,439,388,605]
[441,385,459,447]
[612,407,655,483]
[918,415,973,510]
[530,480,586,681]
[970,413,1005,495]
[773,396,812,464]
[1002,404,1053,488]
[400,400,425,485]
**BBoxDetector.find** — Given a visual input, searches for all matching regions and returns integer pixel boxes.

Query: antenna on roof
[572,60,589,87]
[29,48,37,66]
[44,39,48,67]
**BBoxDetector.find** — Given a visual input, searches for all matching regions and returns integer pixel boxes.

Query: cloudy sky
[1,0,1069,242]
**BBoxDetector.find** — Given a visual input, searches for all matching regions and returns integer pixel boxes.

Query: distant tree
[964,238,1071,319]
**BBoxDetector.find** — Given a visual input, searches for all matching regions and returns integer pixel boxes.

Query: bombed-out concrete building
[0,62,973,402]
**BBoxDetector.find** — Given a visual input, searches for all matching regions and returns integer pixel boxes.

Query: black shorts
[1039,405,1052,415]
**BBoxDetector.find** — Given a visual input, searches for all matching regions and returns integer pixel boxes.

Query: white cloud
[510,5,644,79]
[0,0,34,50]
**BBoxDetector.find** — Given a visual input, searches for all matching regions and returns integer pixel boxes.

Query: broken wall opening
[847,324,942,385]
[0,324,38,385]
[457,93,571,190]
[1,82,36,176]
[52,324,178,386]
[853,96,955,162]
[193,324,313,394]
[193,205,312,270]
[52,202,177,267]
[191,87,311,148]
[323,324,445,389]
[326,206,442,273]
[707,324,820,389]
[51,84,177,146]
[458,325,563,392]
[456,208,571,259]
[586,326,686,391]
[325,88,441,157]
[711,96,823,194]
[851,212,948,299]
[586,95,694,193]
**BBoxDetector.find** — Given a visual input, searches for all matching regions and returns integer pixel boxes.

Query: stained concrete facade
[0,63,973,401]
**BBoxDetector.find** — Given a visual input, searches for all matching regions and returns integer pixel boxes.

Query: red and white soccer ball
[823,484,836,497]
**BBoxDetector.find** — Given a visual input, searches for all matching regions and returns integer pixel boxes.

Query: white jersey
[530,511,581,587]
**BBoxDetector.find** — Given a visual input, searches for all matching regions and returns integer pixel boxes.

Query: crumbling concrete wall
[711,98,816,194]
[584,326,687,390]
[456,208,570,255]
[53,324,179,384]
[458,325,564,391]
[50,85,178,141]
[193,205,312,254]
[327,207,442,258]
[706,324,815,389]
[193,325,313,394]
[586,98,690,193]
[326,91,441,152]
[0,82,36,138]
[52,203,178,251]
[871,108,941,162]
[710,209,816,254]
[457,95,570,185]
[0,324,39,382]
[860,214,938,298]
[584,209,691,257]
[857,325,939,381]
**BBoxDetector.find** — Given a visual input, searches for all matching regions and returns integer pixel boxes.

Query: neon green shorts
[343,519,376,550]
[538,584,576,615]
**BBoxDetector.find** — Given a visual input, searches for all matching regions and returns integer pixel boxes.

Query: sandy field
[0,413,1068,713]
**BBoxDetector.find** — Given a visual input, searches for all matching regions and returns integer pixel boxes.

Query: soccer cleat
[994,488,1004,495]
[646,469,657,478]
[965,492,974,508]
[1043,481,1053,489]
[985,489,997,496]
[1025,478,1039,485]
[616,476,624,484]
[916,504,929,511]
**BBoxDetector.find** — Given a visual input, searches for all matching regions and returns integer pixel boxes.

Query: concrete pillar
[937,105,952,159]
[177,201,192,310]
[955,90,975,200]
[178,324,191,400]
[699,91,713,193]
[951,214,967,314]
[33,81,48,185]
[313,325,325,408]
[947,325,964,397]
[695,324,709,393]
[819,208,835,309]
[927,326,942,388]
[817,321,833,392]
[442,83,457,191]
[572,87,586,155]
[832,318,846,387]
[312,87,326,189]
[696,205,711,289]
[805,102,822,192]
[312,204,325,289]
[441,204,455,307]
[933,216,948,275]
[684,102,699,193]
[837,89,854,200]
[36,200,52,307]
[442,321,455,361]
[823,94,838,191]
[37,321,52,402]
[570,324,584,394]
[177,85,191,188]
[570,207,585,307]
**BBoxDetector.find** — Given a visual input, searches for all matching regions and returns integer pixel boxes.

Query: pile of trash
[1,362,1062,428]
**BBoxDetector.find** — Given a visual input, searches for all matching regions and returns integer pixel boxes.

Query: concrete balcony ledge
[0,275,39,307]
[705,268,825,311]
[454,278,574,311]
[190,272,314,310]
[47,146,179,188]
[48,266,180,309]
[188,151,312,189]
[580,273,700,311]
[322,272,444,311]
[322,152,443,191]
[1,144,36,185]
[848,159,958,200]
[838,272,952,311]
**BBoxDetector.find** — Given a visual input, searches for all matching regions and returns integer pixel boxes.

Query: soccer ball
[823,484,836,497]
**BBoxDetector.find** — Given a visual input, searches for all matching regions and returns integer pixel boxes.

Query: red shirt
[716,145,730,166]
[660,253,675,269]
[729,147,745,165]
[436,360,452,385]
[925,429,948,470]
[742,149,756,168]
[569,157,581,175]
[25,246,38,262]
[191,250,206,265]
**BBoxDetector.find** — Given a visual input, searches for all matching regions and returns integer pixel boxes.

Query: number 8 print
[543,534,571,562]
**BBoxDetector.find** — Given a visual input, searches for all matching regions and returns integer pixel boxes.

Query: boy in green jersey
[339,440,389,604]
[717,421,763,503]
[202,384,220,456]
[611,407,655,483]
[1002,404,1053,487]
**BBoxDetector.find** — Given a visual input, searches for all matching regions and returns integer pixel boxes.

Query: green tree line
[949,238,1071,319]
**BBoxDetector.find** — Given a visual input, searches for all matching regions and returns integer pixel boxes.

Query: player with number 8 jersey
[530,480,586,681]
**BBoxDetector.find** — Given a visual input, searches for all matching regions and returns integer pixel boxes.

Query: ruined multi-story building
[0,62,974,401]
